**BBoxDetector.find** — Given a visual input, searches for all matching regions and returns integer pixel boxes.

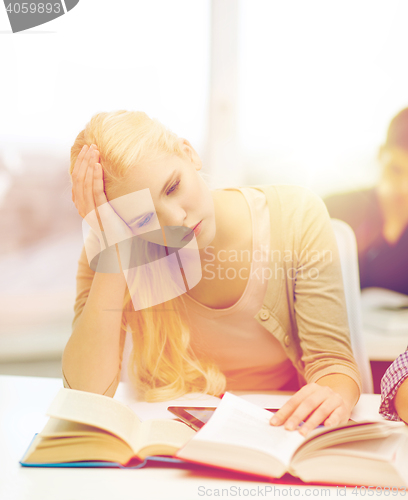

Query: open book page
[39,417,107,437]
[178,393,305,471]
[132,420,196,457]
[21,433,134,465]
[307,433,405,460]
[46,388,140,448]
[291,434,408,487]
[293,421,400,460]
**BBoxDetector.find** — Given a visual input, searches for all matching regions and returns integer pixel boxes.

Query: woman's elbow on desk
[61,365,120,398]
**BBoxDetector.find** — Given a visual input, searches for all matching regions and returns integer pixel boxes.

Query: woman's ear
[178,138,202,170]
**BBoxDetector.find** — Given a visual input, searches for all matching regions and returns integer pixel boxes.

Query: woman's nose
[176,208,187,226]
[160,209,186,228]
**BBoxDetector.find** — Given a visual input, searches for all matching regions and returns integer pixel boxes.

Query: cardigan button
[259,309,270,321]
[284,335,291,347]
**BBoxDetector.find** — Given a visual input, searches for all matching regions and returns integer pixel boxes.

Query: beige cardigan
[63,184,362,397]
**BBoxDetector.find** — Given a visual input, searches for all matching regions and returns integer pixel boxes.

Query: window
[234,0,408,195]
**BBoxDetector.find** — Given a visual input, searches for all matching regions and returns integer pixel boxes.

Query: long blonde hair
[70,110,226,401]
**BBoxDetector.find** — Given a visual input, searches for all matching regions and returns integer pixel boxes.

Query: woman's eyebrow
[160,170,177,196]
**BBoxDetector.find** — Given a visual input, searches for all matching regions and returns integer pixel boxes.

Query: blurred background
[0,0,407,390]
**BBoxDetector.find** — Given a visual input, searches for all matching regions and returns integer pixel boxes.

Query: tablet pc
[167,406,279,431]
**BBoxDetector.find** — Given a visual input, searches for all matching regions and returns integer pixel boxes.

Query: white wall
[0,1,210,156]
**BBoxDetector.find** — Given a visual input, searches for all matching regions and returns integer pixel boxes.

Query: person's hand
[71,144,133,245]
[72,144,103,229]
[269,383,353,436]
[71,144,135,273]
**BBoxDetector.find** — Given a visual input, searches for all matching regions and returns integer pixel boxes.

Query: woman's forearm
[394,378,408,424]
[62,270,128,396]
[316,373,360,411]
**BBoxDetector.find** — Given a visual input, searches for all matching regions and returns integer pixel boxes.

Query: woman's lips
[193,220,203,237]
[183,220,203,240]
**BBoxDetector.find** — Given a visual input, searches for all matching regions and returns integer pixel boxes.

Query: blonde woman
[62,110,362,436]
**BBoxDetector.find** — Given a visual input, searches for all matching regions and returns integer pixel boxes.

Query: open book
[177,393,408,487]
[20,388,408,486]
[20,388,196,466]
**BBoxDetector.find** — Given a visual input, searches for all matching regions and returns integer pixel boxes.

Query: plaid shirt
[379,347,408,421]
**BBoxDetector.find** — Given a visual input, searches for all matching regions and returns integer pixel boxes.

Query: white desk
[361,289,408,362]
[364,327,407,362]
[0,375,403,500]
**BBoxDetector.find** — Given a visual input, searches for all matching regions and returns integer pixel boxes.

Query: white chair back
[331,219,373,393]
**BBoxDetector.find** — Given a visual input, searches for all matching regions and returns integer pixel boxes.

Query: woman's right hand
[71,144,133,247]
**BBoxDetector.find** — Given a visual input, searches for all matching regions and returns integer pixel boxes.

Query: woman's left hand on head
[269,383,353,436]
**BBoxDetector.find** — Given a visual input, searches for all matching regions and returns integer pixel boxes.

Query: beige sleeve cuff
[61,368,121,398]
[308,364,362,395]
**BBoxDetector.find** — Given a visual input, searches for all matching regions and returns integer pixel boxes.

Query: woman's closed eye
[166,180,180,195]
[130,180,180,229]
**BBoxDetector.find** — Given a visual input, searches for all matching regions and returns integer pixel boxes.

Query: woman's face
[105,139,216,249]
[378,146,408,212]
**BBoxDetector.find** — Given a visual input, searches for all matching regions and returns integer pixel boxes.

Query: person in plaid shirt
[380,347,408,423]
